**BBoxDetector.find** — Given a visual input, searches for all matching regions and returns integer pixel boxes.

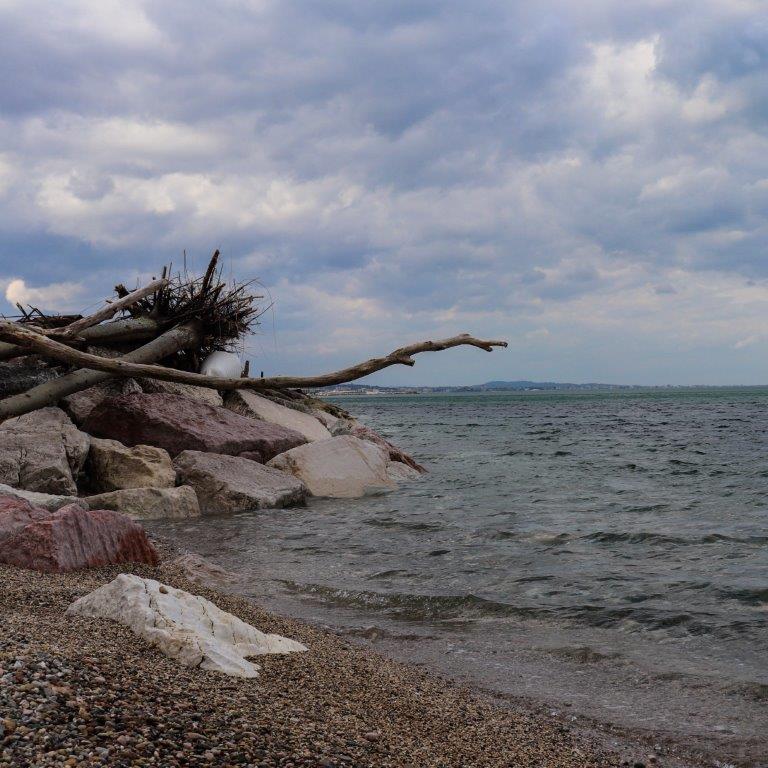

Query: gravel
[0,551,624,767]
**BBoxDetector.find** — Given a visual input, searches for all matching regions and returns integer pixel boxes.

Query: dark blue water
[150,390,768,765]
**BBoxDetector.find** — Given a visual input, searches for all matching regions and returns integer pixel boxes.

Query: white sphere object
[200,351,242,378]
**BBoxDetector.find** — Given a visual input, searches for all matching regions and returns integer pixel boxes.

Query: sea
[148,389,768,766]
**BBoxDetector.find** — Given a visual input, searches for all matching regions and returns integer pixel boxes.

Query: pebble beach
[0,545,648,768]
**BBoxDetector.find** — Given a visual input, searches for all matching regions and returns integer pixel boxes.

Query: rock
[387,461,423,482]
[66,574,306,677]
[87,438,176,492]
[0,358,60,398]
[139,378,223,408]
[0,495,50,545]
[312,409,342,431]
[173,450,307,514]
[0,505,158,572]
[61,379,142,426]
[0,483,80,511]
[225,390,332,442]
[346,423,426,473]
[267,436,399,498]
[0,407,90,495]
[83,486,200,520]
[83,393,307,459]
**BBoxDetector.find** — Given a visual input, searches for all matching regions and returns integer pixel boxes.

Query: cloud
[3,277,86,312]
[0,1,767,383]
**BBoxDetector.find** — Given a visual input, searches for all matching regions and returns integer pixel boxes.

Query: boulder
[61,379,143,426]
[387,461,423,482]
[0,407,90,495]
[173,451,307,515]
[0,495,51,545]
[83,486,200,520]
[83,393,306,460]
[0,358,59,398]
[225,391,331,442]
[0,505,158,572]
[88,438,176,492]
[66,574,306,677]
[139,378,223,407]
[347,424,426,473]
[267,435,400,498]
[0,483,80,511]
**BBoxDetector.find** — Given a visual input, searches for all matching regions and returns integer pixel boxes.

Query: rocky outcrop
[83,393,306,460]
[139,378,224,407]
[0,495,51,545]
[0,407,90,495]
[83,486,200,520]
[267,435,406,498]
[88,438,176,492]
[0,483,80,511]
[225,391,331,442]
[67,574,307,677]
[173,450,307,514]
[61,378,143,426]
[0,505,158,572]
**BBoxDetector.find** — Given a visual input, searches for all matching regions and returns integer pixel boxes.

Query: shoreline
[2,541,705,768]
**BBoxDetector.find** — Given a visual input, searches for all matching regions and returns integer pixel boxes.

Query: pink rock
[0,495,51,545]
[348,424,426,473]
[83,393,307,460]
[0,504,159,572]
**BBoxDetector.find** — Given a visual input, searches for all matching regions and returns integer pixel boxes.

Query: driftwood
[0,323,200,420]
[0,322,506,419]
[51,277,168,338]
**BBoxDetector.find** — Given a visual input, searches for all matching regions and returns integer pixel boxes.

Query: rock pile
[0,374,424,573]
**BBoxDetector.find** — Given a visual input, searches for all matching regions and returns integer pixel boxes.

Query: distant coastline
[315,381,768,396]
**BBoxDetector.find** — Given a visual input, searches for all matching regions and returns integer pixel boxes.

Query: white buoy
[200,351,242,378]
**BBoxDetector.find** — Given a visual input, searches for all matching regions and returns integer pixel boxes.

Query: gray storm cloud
[0,0,767,384]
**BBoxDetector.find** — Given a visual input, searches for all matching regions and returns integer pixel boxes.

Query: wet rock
[67,574,306,677]
[0,407,90,495]
[138,378,224,407]
[87,438,176,492]
[344,423,425,473]
[225,390,332,442]
[0,483,80,511]
[171,553,239,588]
[267,435,400,498]
[82,486,200,520]
[83,393,307,459]
[0,505,158,572]
[173,450,307,514]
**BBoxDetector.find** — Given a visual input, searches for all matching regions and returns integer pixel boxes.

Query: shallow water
[150,389,768,765]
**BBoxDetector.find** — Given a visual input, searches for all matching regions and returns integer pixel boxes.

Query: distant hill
[317,380,633,394]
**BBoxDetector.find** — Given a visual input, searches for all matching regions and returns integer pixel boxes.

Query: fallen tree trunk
[0,316,161,362]
[0,322,200,421]
[0,323,506,404]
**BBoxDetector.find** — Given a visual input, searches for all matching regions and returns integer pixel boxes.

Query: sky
[0,0,767,386]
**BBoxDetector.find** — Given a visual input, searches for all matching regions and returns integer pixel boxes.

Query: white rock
[0,483,81,511]
[226,391,331,443]
[200,351,242,378]
[67,574,306,677]
[267,435,398,498]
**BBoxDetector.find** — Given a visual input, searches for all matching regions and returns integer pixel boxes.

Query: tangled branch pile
[0,251,507,423]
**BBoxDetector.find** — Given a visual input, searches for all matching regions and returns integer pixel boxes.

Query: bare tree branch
[0,322,507,399]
